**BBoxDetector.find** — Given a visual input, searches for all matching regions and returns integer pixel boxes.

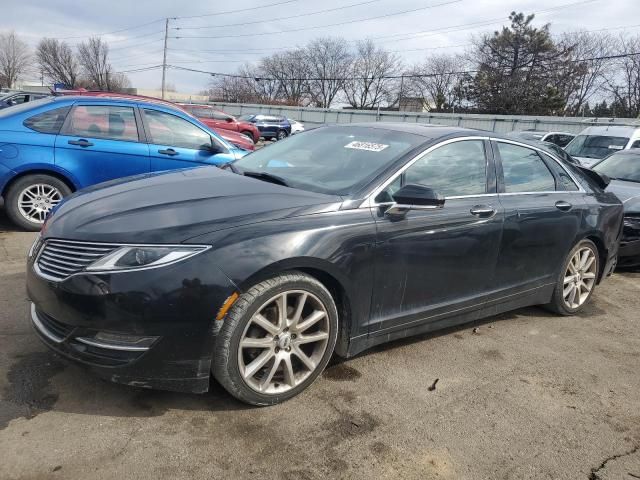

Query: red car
[54,90,254,151]
[178,103,260,143]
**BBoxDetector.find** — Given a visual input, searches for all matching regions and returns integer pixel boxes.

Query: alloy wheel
[237,290,330,395]
[17,184,62,224]
[562,246,597,309]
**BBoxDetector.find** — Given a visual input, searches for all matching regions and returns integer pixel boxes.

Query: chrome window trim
[491,138,586,194]
[364,136,492,208]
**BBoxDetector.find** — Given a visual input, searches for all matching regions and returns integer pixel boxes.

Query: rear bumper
[618,238,640,267]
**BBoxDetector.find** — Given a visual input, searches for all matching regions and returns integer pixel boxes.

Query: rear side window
[498,142,556,193]
[632,140,640,149]
[540,152,579,191]
[23,107,70,134]
[66,106,139,142]
[404,140,487,197]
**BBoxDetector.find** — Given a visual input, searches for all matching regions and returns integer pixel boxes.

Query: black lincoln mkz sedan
[27,124,623,405]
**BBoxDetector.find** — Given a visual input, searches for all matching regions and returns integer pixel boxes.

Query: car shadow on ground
[2,297,610,428]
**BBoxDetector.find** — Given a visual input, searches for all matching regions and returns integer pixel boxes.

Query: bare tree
[0,31,31,88]
[304,37,352,108]
[36,38,80,88]
[343,40,402,109]
[260,49,310,106]
[555,31,614,115]
[604,34,640,118]
[406,53,467,112]
[77,37,112,90]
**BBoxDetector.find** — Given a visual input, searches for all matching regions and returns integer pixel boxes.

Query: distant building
[399,97,430,112]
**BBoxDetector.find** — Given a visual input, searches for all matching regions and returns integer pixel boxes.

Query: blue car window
[143,109,212,150]
[67,106,139,142]
[23,106,70,134]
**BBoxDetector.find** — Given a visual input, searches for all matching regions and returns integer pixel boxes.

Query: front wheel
[276,129,288,141]
[5,174,71,231]
[546,239,599,315]
[213,272,338,405]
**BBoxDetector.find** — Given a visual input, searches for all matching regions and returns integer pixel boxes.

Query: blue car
[0,95,247,230]
[238,114,291,141]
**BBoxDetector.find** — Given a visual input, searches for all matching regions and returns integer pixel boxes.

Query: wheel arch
[2,168,78,198]
[236,258,354,357]
[583,233,608,283]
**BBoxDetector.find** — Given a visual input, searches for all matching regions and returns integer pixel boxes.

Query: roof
[344,122,481,139]
[579,125,640,136]
[50,94,190,114]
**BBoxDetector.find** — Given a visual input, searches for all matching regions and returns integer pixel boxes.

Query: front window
[565,135,630,160]
[143,109,213,150]
[233,126,425,195]
[593,153,640,183]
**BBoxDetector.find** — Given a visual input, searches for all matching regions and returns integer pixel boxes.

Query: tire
[240,131,256,144]
[276,129,288,141]
[5,174,71,231]
[213,271,338,406]
[545,239,600,315]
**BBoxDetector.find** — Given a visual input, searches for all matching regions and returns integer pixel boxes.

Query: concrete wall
[207,101,640,134]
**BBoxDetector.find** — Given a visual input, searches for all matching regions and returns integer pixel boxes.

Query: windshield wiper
[219,161,240,174]
[243,170,289,187]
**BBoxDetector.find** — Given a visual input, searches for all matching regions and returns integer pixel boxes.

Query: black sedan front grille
[36,239,119,281]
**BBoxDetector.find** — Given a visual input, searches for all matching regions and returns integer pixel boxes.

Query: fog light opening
[75,332,159,351]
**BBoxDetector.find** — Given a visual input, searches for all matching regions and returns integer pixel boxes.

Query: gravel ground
[0,210,639,480]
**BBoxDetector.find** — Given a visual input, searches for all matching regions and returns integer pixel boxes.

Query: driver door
[141,108,235,171]
[369,138,504,334]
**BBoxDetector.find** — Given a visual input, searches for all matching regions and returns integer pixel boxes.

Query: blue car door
[141,108,236,171]
[55,103,150,187]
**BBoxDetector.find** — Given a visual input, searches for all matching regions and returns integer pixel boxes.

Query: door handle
[68,139,93,147]
[158,148,179,156]
[555,200,572,211]
[470,205,497,218]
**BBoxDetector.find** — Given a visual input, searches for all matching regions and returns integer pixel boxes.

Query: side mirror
[392,184,445,207]
[385,184,445,217]
[205,137,224,155]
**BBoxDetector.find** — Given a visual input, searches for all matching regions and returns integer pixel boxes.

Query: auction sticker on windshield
[344,141,389,152]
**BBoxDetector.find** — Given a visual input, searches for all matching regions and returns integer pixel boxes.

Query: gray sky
[1,0,636,93]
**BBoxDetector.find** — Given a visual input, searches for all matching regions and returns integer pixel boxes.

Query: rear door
[141,108,236,171]
[492,140,585,295]
[55,103,150,187]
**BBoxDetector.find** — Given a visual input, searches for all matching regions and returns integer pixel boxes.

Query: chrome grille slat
[35,239,120,281]
[45,246,108,257]
[40,252,86,267]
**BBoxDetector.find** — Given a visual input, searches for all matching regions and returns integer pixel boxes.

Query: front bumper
[26,252,238,393]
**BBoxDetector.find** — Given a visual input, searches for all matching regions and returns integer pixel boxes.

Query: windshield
[233,125,425,195]
[238,114,254,121]
[593,153,640,182]
[565,134,630,159]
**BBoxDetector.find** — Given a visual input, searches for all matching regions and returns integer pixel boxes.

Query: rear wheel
[5,174,71,231]
[546,239,599,315]
[213,272,338,405]
[240,130,255,143]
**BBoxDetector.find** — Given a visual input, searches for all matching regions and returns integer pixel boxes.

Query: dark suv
[238,114,291,141]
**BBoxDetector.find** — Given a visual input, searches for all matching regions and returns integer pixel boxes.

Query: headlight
[86,245,210,272]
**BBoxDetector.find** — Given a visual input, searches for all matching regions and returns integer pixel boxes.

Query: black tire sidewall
[240,131,255,143]
[5,174,71,231]
[213,272,338,406]
[277,130,287,140]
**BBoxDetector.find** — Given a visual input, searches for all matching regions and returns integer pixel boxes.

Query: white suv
[565,125,640,167]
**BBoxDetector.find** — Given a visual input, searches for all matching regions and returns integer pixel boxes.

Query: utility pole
[161,18,169,100]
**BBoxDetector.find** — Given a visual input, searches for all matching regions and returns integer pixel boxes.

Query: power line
[175,0,301,20]
[50,19,165,40]
[167,51,640,81]
[173,0,383,30]
[172,0,462,39]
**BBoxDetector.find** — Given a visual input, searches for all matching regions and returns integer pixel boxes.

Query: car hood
[44,167,342,244]
[606,179,640,213]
